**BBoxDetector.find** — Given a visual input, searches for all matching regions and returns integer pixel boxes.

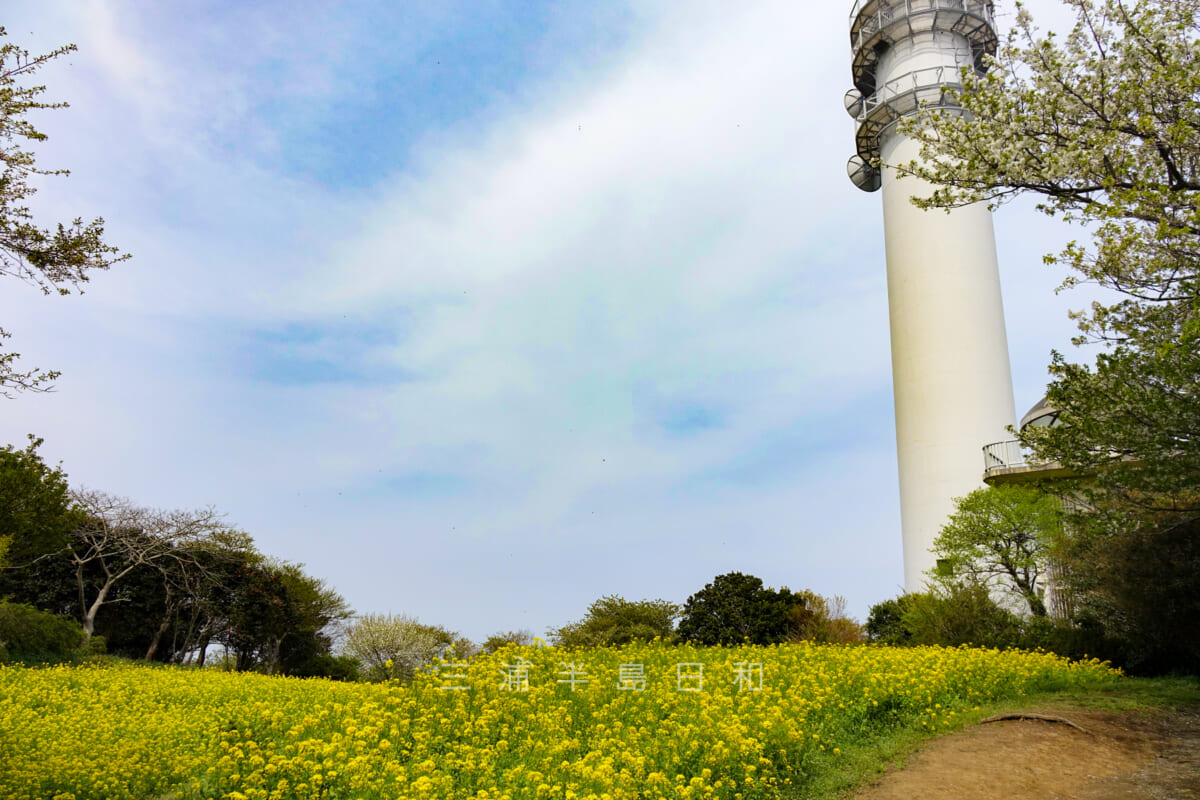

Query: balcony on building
[981,397,1074,484]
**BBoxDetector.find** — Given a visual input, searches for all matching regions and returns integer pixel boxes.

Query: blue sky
[1,0,1092,641]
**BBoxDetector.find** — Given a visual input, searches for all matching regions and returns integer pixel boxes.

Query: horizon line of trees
[0,436,354,676]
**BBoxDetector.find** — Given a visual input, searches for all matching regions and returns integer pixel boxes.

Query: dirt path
[851,705,1200,800]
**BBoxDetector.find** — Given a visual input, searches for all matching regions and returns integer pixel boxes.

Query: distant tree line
[0,437,353,676]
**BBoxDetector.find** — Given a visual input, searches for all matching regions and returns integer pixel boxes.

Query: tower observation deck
[845,0,998,192]
[843,0,1017,591]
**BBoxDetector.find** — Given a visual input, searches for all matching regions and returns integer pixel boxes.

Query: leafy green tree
[0,29,127,395]
[931,485,1064,617]
[677,572,801,646]
[550,595,679,647]
[0,437,81,577]
[900,0,1200,525]
[220,559,352,675]
[865,596,915,645]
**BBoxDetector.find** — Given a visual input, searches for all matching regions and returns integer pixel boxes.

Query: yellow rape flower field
[0,643,1118,800]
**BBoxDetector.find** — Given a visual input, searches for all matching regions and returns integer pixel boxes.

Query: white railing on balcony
[850,0,995,26]
[982,439,1030,475]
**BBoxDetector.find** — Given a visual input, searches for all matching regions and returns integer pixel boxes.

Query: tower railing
[849,0,997,96]
[982,439,1030,475]
[845,0,996,193]
[848,64,967,173]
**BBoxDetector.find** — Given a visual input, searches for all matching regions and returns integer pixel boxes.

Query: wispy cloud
[0,0,1090,638]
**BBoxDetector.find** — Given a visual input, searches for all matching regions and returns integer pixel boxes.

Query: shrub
[480,629,535,654]
[0,601,91,662]
[550,596,679,647]
[901,585,1024,649]
[865,596,915,644]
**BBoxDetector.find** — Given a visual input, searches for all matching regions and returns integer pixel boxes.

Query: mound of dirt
[852,705,1200,800]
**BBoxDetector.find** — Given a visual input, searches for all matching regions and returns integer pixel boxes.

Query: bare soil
[851,704,1200,800]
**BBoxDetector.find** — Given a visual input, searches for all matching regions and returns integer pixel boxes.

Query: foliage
[0,600,89,662]
[479,628,535,654]
[930,485,1064,617]
[0,438,352,673]
[340,613,467,682]
[900,0,1200,525]
[0,436,81,575]
[551,595,680,647]
[220,559,352,676]
[0,645,1119,799]
[785,592,866,644]
[900,585,1025,649]
[901,0,1200,674]
[865,596,915,645]
[1055,512,1200,673]
[0,28,128,395]
[677,572,798,645]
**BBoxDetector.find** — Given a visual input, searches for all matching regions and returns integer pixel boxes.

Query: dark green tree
[550,595,679,647]
[865,596,915,645]
[676,572,801,646]
[1057,512,1200,673]
[0,437,80,575]
[219,560,351,675]
[0,29,127,395]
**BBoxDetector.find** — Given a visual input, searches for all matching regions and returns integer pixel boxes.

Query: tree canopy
[550,595,679,647]
[931,485,1064,617]
[900,0,1200,522]
[676,572,797,646]
[0,27,126,395]
[341,613,468,682]
[0,436,80,572]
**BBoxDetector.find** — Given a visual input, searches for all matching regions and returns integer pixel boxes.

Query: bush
[0,601,91,662]
[550,596,679,647]
[786,592,866,644]
[292,653,361,681]
[480,629,535,654]
[901,585,1024,649]
[865,596,915,644]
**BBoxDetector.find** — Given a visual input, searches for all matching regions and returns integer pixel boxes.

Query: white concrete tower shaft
[844,0,1017,591]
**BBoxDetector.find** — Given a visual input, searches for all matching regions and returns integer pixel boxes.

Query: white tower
[844,0,1017,591]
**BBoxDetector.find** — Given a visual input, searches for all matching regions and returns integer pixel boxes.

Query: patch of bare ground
[851,704,1200,800]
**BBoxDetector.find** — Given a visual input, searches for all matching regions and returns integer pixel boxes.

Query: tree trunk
[145,588,182,662]
[82,581,112,639]
[75,561,89,634]
[195,636,209,668]
[145,614,171,661]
